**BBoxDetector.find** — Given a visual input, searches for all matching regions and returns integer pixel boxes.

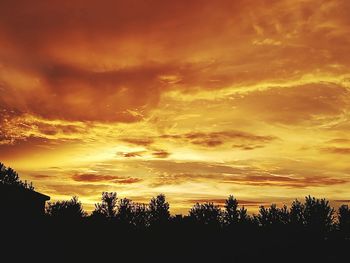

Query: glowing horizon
[1,0,350,214]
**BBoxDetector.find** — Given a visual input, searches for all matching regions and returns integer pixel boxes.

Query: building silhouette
[0,183,50,219]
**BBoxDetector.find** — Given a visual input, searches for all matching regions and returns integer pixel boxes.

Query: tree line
[2,162,350,261]
[1,162,350,238]
[45,192,350,237]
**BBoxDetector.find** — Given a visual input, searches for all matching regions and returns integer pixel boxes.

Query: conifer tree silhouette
[223,195,239,225]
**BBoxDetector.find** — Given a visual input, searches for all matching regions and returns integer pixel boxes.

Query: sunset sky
[1,0,350,214]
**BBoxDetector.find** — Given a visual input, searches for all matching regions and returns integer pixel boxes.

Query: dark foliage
[1,162,349,262]
[0,162,34,190]
[189,202,222,226]
[338,205,350,237]
[46,196,86,220]
[148,194,170,226]
[91,192,118,219]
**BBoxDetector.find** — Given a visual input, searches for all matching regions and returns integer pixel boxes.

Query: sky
[1,0,350,214]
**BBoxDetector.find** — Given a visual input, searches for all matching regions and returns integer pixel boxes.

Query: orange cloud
[152,150,170,159]
[321,147,350,155]
[161,131,276,148]
[72,173,142,184]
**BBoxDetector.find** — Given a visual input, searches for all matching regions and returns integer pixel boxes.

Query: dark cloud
[161,130,276,148]
[72,173,142,184]
[321,147,350,155]
[45,183,107,197]
[36,122,84,136]
[186,198,270,207]
[0,136,62,161]
[232,144,264,150]
[334,200,350,203]
[326,138,350,144]
[146,160,348,188]
[28,174,52,179]
[122,137,154,146]
[1,0,349,125]
[72,173,118,182]
[117,178,142,184]
[0,63,172,122]
[118,151,145,158]
[223,174,348,188]
[152,150,170,158]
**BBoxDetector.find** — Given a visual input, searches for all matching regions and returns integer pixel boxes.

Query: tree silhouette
[92,192,117,219]
[0,162,34,190]
[223,195,250,226]
[303,196,334,234]
[131,203,149,228]
[117,198,133,225]
[279,205,290,225]
[338,205,350,237]
[46,196,86,219]
[238,206,250,224]
[189,202,222,226]
[256,204,289,228]
[223,195,239,225]
[149,194,170,225]
[290,199,304,227]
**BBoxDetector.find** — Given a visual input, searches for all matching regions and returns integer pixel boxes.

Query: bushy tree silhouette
[223,195,250,226]
[290,199,304,227]
[117,198,133,225]
[303,195,334,234]
[0,162,34,190]
[279,205,290,225]
[46,196,86,219]
[92,192,117,219]
[131,203,149,228]
[149,194,170,226]
[238,206,250,224]
[338,205,350,237]
[223,195,239,225]
[189,202,222,226]
[256,204,290,228]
